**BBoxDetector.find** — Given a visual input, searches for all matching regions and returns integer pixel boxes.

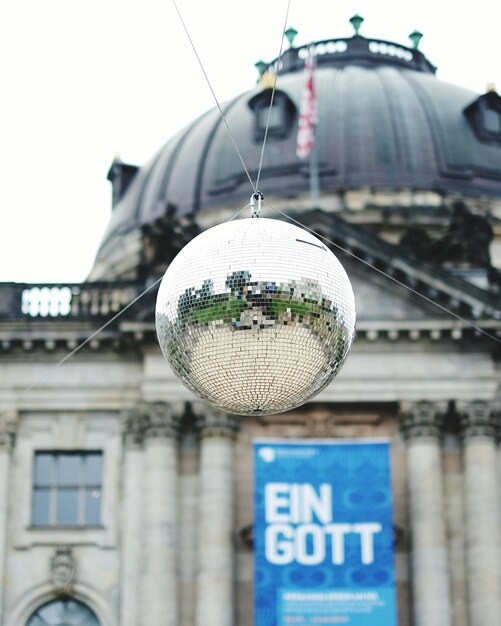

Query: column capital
[144,401,184,439]
[399,400,448,440]
[124,401,184,443]
[191,403,240,439]
[456,399,500,440]
[123,406,148,446]
[0,411,18,452]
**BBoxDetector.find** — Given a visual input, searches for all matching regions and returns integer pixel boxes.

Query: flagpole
[309,142,320,209]
[308,50,319,209]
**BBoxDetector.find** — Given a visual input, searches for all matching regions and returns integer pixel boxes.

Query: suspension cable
[255,0,292,191]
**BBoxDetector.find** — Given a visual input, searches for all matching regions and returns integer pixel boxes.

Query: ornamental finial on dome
[254,60,276,88]
[409,30,423,49]
[254,60,267,77]
[284,26,298,48]
[349,14,364,35]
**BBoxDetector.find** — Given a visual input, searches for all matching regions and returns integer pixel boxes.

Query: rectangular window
[483,108,501,134]
[257,104,284,131]
[32,452,103,527]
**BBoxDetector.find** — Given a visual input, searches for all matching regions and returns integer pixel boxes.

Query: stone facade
[0,329,499,625]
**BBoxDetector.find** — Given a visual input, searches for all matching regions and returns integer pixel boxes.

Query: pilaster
[0,412,17,626]
[120,406,146,626]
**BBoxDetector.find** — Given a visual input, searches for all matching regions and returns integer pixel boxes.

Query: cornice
[2,315,499,354]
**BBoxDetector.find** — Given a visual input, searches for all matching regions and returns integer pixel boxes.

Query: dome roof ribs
[375,68,412,180]
[115,109,220,236]
[193,95,244,213]
[400,71,447,182]
[132,150,165,222]
[153,109,214,220]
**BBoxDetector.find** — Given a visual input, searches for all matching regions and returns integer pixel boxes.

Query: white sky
[1,0,500,284]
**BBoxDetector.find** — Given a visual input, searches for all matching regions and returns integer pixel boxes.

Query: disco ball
[155,217,356,416]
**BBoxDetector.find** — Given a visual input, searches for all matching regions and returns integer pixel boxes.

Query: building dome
[90,31,501,280]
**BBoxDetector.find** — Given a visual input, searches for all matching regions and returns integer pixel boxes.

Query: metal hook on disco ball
[250,191,263,218]
[155,217,356,416]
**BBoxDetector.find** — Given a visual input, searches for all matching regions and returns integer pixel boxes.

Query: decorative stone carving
[50,546,76,596]
[400,201,493,268]
[191,403,240,439]
[141,203,200,275]
[144,401,183,439]
[124,402,184,442]
[0,412,17,451]
[400,400,448,439]
[123,405,149,445]
[456,400,500,439]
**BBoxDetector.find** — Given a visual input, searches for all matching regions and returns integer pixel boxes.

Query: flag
[296,54,317,159]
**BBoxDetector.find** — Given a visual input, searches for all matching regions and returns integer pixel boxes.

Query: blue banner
[253,439,397,626]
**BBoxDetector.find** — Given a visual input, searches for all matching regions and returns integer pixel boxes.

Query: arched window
[26,599,100,626]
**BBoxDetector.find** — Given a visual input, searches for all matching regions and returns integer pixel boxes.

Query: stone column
[194,406,239,626]
[442,432,468,626]
[119,407,147,626]
[140,402,182,626]
[0,413,16,626]
[400,401,451,626]
[458,400,500,626]
[179,422,199,626]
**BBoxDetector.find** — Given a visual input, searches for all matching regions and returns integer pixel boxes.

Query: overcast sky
[1,0,500,284]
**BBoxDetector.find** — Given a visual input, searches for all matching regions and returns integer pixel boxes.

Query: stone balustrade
[0,282,142,319]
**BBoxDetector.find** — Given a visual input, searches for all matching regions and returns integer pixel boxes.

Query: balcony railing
[0,282,142,320]
[263,35,437,76]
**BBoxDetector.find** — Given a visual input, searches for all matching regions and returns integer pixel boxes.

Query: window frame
[255,99,288,138]
[480,106,501,136]
[464,91,501,144]
[31,450,103,528]
[26,598,101,626]
[248,88,296,142]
